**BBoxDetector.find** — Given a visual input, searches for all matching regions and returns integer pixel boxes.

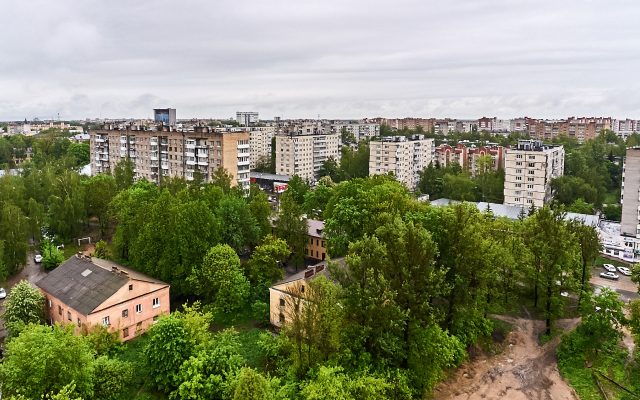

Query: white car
[600,272,619,280]
[603,264,617,272]
[0,288,6,299]
[617,266,631,276]
[35,254,43,263]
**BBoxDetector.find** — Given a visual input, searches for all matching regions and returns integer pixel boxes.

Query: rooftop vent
[81,269,93,277]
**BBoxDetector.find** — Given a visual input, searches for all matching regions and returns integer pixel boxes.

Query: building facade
[153,109,176,126]
[369,135,435,191]
[249,126,276,169]
[434,143,505,175]
[503,140,564,209]
[90,124,250,190]
[330,122,380,141]
[36,254,170,341]
[236,111,259,126]
[275,131,341,183]
[621,148,640,237]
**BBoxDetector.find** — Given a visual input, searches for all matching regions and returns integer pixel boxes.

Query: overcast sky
[1,0,639,121]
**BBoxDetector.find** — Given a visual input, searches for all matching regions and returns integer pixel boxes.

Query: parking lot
[590,264,638,303]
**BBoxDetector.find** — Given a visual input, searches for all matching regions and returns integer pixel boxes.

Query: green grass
[540,329,563,345]
[595,256,628,269]
[604,190,621,204]
[211,303,256,331]
[62,243,83,259]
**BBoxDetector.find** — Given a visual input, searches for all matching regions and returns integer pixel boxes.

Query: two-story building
[36,254,170,341]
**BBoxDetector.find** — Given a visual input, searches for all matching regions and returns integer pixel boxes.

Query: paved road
[0,251,48,341]
[590,265,638,303]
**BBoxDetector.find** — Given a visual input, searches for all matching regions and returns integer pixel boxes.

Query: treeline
[0,129,89,169]
[417,155,505,203]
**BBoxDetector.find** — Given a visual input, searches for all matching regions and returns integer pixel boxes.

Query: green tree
[602,204,622,221]
[218,196,260,252]
[144,314,193,392]
[303,182,334,219]
[92,356,134,400]
[284,175,309,206]
[566,198,594,214]
[233,368,271,400]
[577,288,627,355]
[340,127,356,143]
[66,142,90,166]
[274,193,308,269]
[188,244,249,312]
[84,174,117,234]
[113,159,135,191]
[246,235,290,286]
[300,366,391,400]
[211,167,233,194]
[27,197,45,241]
[247,185,272,239]
[318,156,340,183]
[253,155,271,173]
[1,280,46,337]
[0,324,96,399]
[41,245,65,270]
[48,170,85,240]
[1,203,28,271]
[569,220,601,307]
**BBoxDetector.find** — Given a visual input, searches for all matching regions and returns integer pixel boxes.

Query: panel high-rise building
[369,135,434,192]
[153,108,176,126]
[236,112,259,126]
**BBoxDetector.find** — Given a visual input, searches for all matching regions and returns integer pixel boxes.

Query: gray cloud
[0,0,639,120]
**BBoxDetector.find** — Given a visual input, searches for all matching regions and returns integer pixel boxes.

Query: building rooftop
[308,219,325,238]
[250,172,292,182]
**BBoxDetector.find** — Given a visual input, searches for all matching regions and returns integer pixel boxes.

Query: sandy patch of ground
[433,310,581,400]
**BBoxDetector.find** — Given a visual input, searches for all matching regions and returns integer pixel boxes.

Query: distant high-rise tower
[154,108,176,126]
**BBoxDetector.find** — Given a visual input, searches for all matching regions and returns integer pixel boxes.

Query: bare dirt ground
[433,308,581,400]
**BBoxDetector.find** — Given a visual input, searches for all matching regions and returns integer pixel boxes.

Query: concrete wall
[621,149,640,237]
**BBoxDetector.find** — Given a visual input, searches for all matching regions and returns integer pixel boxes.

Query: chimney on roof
[76,251,82,258]
[304,269,314,279]
[111,266,119,274]
[120,271,129,279]
[315,264,324,273]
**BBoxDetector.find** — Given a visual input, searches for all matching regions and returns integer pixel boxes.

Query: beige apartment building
[249,126,276,169]
[503,140,564,209]
[275,129,341,182]
[621,148,640,237]
[90,124,250,190]
[529,120,610,143]
[369,135,435,191]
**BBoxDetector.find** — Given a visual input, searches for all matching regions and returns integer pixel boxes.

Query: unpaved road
[433,310,580,400]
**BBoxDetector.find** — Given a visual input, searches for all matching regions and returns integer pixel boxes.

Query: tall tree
[1,280,46,337]
[113,159,135,192]
[569,220,601,306]
[1,203,28,271]
[284,175,310,206]
[47,170,85,240]
[211,167,233,194]
[84,174,117,235]
[274,193,308,269]
[246,235,290,286]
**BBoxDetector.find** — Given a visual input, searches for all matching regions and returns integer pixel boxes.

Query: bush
[92,356,134,400]
[93,240,110,259]
[251,301,270,326]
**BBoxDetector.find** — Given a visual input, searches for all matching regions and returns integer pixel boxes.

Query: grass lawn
[604,190,621,204]
[595,256,628,269]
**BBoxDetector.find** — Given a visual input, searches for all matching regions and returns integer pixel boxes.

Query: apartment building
[529,119,610,143]
[369,135,435,191]
[503,140,564,209]
[153,109,176,126]
[236,111,259,126]
[90,124,250,190]
[330,122,380,141]
[249,126,276,169]
[611,119,639,140]
[620,148,640,237]
[478,117,508,132]
[434,143,505,175]
[275,134,341,182]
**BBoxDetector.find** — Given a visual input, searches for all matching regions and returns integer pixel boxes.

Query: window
[68,311,72,322]
[529,155,535,160]
[516,169,522,174]
[77,318,81,327]
[58,305,62,315]
[280,298,285,307]
[123,327,129,338]
[136,304,142,314]
[122,309,128,318]
[516,154,522,159]
[136,322,142,332]
[102,316,110,326]
[516,176,522,181]
[528,192,534,196]
[515,191,521,195]
[527,184,533,189]
[321,241,325,248]
[515,183,521,188]
[153,298,160,308]
[310,237,313,244]
[527,199,533,204]
[279,313,285,325]
[516,162,522,166]
[528,170,535,174]
[129,284,133,291]
[528,177,534,182]
[49,299,52,308]
[153,315,159,324]
[528,163,535,167]
[515,197,520,202]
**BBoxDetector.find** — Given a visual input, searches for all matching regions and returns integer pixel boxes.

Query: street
[590,265,638,303]
[0,251,48,341]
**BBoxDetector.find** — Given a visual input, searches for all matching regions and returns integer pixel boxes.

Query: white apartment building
[90,124,251,190]
[503,140,564,209]
[612,119,639,140]
[275,133,341,182]
[369,135,435,192]
[621,148,640,237]
[331,123,380,141]
[236,112,259,126]
[249,126,276,169]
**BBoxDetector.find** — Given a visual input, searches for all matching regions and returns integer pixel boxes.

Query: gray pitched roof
[36,256,129,316]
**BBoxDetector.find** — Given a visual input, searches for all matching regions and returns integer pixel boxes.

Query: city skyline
[1,0,639,120]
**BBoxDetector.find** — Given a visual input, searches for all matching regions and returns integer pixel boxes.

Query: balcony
[151,161,159,167]
[237,151,250,158]
[197,157,208,166]
[129,138,136,145]
[186,140,196,149]
[160,145,168,153]
[129,152,136,158]
[150,137,158,145]
[120,136,127,144]
[237,143,250,150]
[95,137,105,143]
[161,162,168,169]
[120,144,127,150]
[196,150,208,157]
[120,151,127,157]
[186,157,196,166]
[99,155,109,161]
[238,160,250,166]
[94,161,102,167]
[150,152,158,161]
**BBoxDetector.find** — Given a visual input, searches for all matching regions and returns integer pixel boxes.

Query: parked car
[617,266,631,276]
[600,272,619,280]
[602,264,617,272]
[0,288,6,299]
[35,254,43,263]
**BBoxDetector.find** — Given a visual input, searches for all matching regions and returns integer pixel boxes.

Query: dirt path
[433,311,581,400]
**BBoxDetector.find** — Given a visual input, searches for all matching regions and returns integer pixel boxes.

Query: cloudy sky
[1,0,639,121]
